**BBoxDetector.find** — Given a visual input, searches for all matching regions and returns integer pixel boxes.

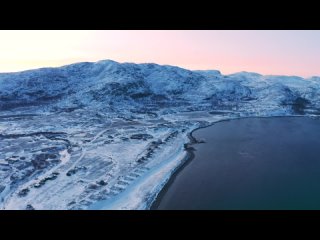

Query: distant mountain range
[1,59,320,115]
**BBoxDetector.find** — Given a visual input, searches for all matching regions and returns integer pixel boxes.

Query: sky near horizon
[0,30,319,77]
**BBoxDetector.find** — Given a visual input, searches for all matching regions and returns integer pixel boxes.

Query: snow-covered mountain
[1,60,320,210]
[1,59,319,115]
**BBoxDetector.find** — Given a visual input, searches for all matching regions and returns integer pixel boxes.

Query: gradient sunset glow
[1,30,320,77]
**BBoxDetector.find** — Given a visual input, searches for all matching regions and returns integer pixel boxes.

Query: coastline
[149,137,196,210]
[149,114,316,210]
[86,114,317,210]
[87,131,190,210]
[149,119,226,210]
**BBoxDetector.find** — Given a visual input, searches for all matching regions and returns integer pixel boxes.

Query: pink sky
[0,30,319,77]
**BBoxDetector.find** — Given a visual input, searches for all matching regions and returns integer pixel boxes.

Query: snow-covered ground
[1,59,320,210]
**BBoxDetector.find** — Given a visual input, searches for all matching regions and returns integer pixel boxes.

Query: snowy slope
[1,59,320,114]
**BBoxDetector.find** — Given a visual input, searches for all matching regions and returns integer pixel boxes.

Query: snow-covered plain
[1,60,320,210]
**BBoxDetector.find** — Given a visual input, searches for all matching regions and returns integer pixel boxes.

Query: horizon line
[0,59,318,79]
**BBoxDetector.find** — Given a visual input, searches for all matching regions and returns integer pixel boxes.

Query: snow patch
[59,149,70,163]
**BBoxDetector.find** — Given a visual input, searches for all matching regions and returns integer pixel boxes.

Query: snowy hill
[1,59,320,115]
[1,60,320,210]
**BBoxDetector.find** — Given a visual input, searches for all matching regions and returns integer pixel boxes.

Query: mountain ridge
[1,59,320,116]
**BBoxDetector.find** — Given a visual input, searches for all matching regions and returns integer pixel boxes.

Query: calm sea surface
[152,117,320,210]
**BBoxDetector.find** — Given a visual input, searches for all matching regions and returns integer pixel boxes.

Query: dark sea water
[152,117,320,210]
